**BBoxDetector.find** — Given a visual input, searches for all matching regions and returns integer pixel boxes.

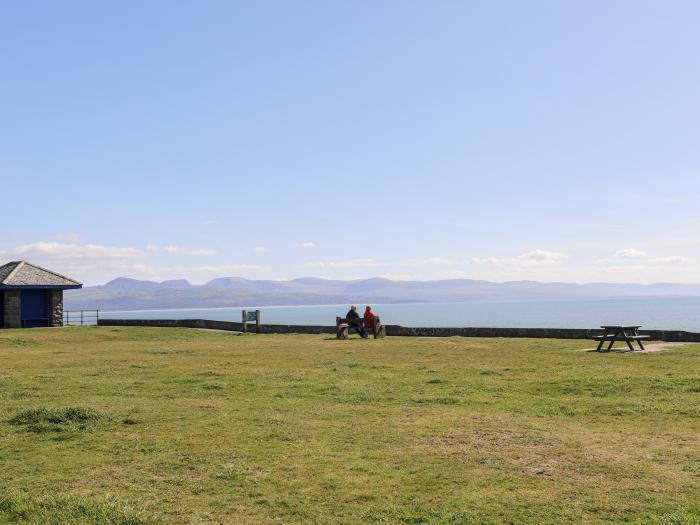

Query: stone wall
[3,290,21,328]
[97,318,700,343]
[47,290,64,327]
[98,318,336,335]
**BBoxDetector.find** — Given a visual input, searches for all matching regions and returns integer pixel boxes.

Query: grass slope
[0,327,698,524]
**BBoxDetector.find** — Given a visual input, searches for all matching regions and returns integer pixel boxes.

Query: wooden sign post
[241,310,261,334]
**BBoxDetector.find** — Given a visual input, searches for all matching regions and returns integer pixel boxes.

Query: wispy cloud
[304,258,384,269]
[601,250,692,266]
[409,257,456,266]
[651,256,692,265]
[471,249,566,267]
[144,264,269,275]
[300,242,317,249]
[255,246,270,253]
[53,233,80,242]
[377,273,417,280]
[3,242,143,261]
[0,242,146,285]
[614,248,648,259]
[0,241,261,285]
[146,245,216,256]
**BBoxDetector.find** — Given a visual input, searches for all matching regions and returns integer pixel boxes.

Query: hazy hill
[63,276,700,311]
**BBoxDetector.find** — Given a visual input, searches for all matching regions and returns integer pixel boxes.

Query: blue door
[21,290,48,328]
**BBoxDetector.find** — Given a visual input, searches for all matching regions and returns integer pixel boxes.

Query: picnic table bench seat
[593,334,650,341]
[593,325,648,352]
[336,316,386,339]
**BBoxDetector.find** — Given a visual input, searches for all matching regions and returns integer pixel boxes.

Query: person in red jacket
[363,305,377,331]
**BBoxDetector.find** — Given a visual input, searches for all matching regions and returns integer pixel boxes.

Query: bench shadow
[583,348,633,353]
[324,337,367,340]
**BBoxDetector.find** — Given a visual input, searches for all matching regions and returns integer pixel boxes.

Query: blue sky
[2,1,699,285]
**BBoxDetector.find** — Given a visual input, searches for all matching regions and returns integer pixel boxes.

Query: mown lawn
[0,327,698,524]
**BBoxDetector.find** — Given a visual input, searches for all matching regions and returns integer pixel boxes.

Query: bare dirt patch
[426,427,562,477]
[580,342,691,353]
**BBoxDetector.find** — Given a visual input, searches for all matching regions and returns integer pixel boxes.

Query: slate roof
[0,261,82,288]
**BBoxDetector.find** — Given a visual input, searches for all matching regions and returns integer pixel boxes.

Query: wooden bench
[594,325,649,351]
[336,317,386,339]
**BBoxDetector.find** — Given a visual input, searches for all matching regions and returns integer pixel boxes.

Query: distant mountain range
[63,276,700,311]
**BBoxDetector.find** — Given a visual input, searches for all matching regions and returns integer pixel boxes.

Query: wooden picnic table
[594,325,649,352]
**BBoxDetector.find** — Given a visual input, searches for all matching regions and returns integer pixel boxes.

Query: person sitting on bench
[346,305,368,338]
[363,305,377,331]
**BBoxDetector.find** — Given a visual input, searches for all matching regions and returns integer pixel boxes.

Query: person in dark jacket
[346,305,368,338]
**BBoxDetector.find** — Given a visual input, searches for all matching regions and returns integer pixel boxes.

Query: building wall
[47,290,64,327]
[0,289,63,328]
[3,290,21,328]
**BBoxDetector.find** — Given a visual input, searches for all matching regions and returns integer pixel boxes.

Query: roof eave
[0,284,83,290]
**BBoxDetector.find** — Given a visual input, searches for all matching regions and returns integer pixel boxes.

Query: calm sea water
[103,297,700,331]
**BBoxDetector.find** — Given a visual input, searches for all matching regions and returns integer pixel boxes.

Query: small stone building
[0,261,82,328]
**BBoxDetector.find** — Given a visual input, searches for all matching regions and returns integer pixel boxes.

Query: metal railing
[64,310,99,326]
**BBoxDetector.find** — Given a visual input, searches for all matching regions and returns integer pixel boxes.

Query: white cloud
[598,251,692,268]
[146,245,216,256]
[4,242,144,261]
[0,241,264,285]
[255,246,270,253]
[471,249,566,267]
[300,242,318,249]
[304,259,384,269]
[614,248,648,259]
[409,257,456,266]
[53,233,80,242]
[471,257,503,265]
[518,249,566,262]
[145,264,269,275]
[0,242,146,285]
[651,256,692,265]
[377,273,417,281]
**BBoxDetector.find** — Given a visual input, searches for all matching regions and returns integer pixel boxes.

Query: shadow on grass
[7,407,111,434]
[0,490,156,525]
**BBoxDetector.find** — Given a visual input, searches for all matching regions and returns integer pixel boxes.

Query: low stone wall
[97,318,700,343]
[98,318,337,335]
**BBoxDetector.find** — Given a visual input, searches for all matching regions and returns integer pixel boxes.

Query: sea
[102,296,700,332]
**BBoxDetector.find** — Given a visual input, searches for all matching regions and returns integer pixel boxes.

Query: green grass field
[0,327,698,524]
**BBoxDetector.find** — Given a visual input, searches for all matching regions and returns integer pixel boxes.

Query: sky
[1,1,699,285]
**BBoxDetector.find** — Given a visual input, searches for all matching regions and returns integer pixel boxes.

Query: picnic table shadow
[581,342,689,354]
